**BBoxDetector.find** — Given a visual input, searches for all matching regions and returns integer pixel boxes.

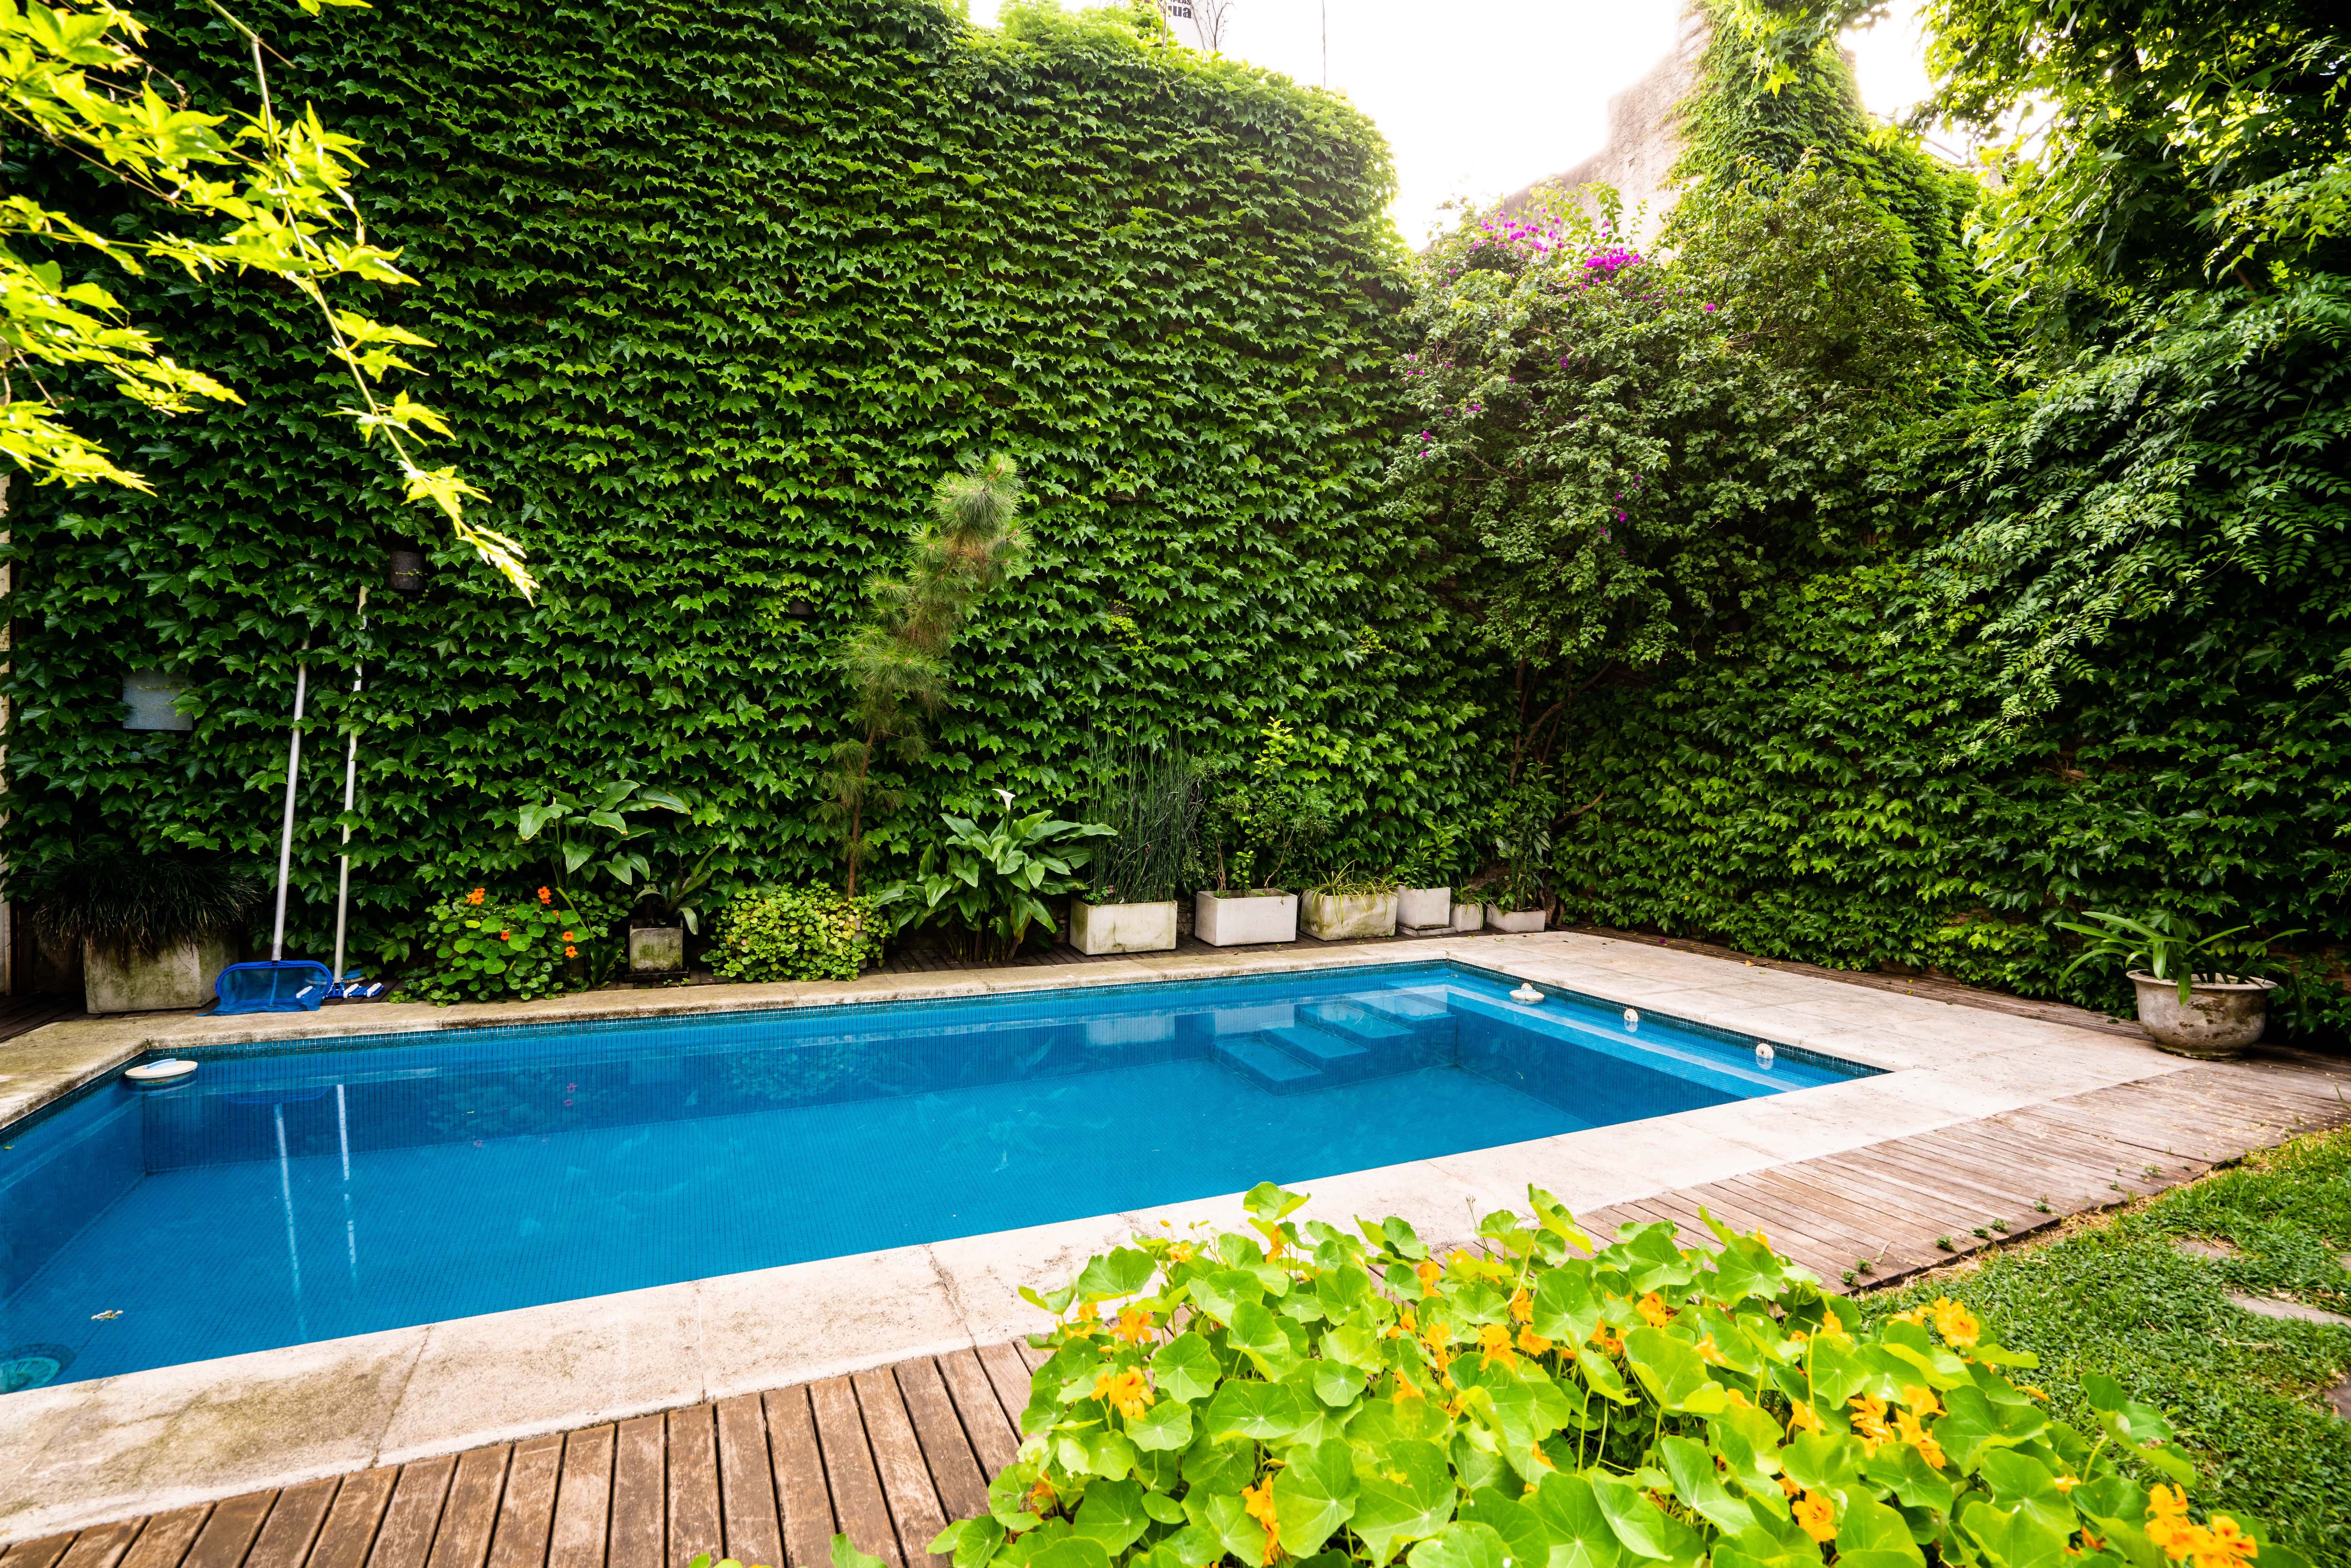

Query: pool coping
[0,931,2191,1541]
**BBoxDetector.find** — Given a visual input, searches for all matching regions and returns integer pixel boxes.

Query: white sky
[962,0,1936,244]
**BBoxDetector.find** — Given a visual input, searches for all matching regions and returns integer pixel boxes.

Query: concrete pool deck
[2,931,2335,1541]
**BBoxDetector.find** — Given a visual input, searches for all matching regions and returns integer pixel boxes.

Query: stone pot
[1303,889,1398,941]
[2130,971,2273,1058]
[1071,899,1178,956]
[629,923,687,975]
[1450,901,1485,933]
[1194,889,1298,947]
[1396,886,1452,931]
[1485,906,1547,934]
[83,934,237,1014]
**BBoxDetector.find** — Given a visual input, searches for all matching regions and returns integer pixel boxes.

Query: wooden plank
[426,1449,512,1568]
[372,1458,458,1568]
[120,1508,210,1568]
[3,1538,81,1568]
[1831,1141,2056,1213]
[667,1406,723,1568]
[1717,1174,1917,1265]
[1753,1160,1971,1240]
[549,1427,615,1568]
[487,1434,563,1568]
[248,1479,339,1568]
[973,1344,1034,1439]
[3,1536,78,1568]
[764,1387,835,1568]
[896,1359,992,1521]
[714,1396,781,1568]
[1817,1143,2058,1216]
[181,1493,275,1568]
[853,1367,948,1568]
[53,1520,145,1568]
[1011,1341,1049,1376]
[609,1417,666,1568]
[811,1376,902,1568]
[936,1351,1021,1476]
[312,1470,399,1568]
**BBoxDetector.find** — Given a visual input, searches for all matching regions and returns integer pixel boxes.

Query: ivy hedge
[2,0,1491,965]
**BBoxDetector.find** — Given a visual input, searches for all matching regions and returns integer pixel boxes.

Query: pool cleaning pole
[330,590,368,986]
[270,641,312,961]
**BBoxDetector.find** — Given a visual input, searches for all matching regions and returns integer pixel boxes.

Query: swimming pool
[0,961,1871,1391]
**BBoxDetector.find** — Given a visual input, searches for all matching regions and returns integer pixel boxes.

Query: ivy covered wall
[3,0,1486,962]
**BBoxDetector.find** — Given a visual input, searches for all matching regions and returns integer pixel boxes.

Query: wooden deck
[8,1054,2348,1568]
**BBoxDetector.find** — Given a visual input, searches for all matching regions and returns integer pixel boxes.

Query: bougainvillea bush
[917,1183,2300,1568]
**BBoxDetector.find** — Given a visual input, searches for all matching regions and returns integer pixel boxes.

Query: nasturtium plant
[399,886,616,1004]
[909,1182,2303,1568]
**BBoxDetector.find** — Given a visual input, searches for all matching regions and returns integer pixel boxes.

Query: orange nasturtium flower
[537,886,553,904]
[1931,1295,1983,1348]
[1636,1292,1673,1328]
[1898,1385,1942,1417]
[1588,1323,1624,1357]
[1111,1306,1153,1344]
[1894,1407,1946,1469]
[465,888,486,906]
[1241,1479,1281,1564]
[1848,1393,1894,1451]
[1517,1327,1554,1356]
[1787,1400,1822,1435]
[1476,1323,1517,1368]
[1792,1492,1836,1544]
[1093,1367,1153,1419]
[1508,1287,1533,1324]
[565,946,579,958]
[2201,1516,2259,1567]
[1392,1370,1424,1401]
[1414,1259,1442,1290]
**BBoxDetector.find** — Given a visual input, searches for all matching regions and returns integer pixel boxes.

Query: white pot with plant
[1071,742,1199,955]
[1193,722,1331,948]
[24,852,261,1013]
[1302,867,1399,941]
[1482,775,1557,934]
[1395,823,1463,932]
[2057,908,2303,1059]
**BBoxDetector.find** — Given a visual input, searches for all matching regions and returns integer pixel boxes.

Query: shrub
[929,1182,2305,1568]
[710,886,884,983]
[18,850,264,957]
[400,888,617,1004]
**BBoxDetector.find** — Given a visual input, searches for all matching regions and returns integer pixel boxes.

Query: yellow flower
[1169,1243,1195,1264]
[1414,1260,1442,1290]
[1793,1492,1836,1544]
[1891,1305,1930,1328]
[1517,1327,1554,1356]
[1894,1408,1946,1469]
[1477,1323,1516,1368]
[1073,1300,1100,1325]
[1751,1229,1771,1249]
[1637,1292,1673,1328]
[1816,1308,1852,1343]
[1695,1335,1725,1366]
[1393,1371,1424,1401]
[1092,1368,1153,1419]
[1776,1474,1801,1498]
[2149,1486,2192,1523]
[1242,1479,1281,1564]
[2055,1476,2081,1493]
[1787,1400,1822,1434]
[1847,1393,1893,1451]
[1026,1475,1057,1515]
[1529,1442,1556,1471]
[2023,1384,2050,1401]
[1508,1287,1533,1324]
[1930,1295,1982,1348]
[1898,1385,1942,1417]
[1589,1324,1624,1356]
[1111,1306,1153,1344]
[2200,1516,2259,1567]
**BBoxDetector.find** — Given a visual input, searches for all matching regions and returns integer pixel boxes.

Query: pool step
[1212,1032,1323,1091]
[1297,1001,1415,1044]
[1354,987,1452,1023]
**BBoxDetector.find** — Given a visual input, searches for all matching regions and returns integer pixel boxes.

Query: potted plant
[1193,723,1331,947]
[1482,773,1559,934]
[1071,742,1199,955]
[1302,866,1399,940]
[877,791,1115,961]
[22,851,263,1013]
[2057,908,2304,1058]
[1395,823,1464,932]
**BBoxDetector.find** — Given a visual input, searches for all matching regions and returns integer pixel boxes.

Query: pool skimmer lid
[123,1058,199,1087]
[1509,983,1543,1005]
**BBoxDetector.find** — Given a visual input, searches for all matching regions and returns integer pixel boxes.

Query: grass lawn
[1860,1129,2351,1566]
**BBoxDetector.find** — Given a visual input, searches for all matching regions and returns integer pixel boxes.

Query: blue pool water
[0,961,1870,1390]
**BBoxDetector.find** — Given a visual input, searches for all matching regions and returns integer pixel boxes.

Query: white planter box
[1071,899,1178,955]
[1485,906,1546,934]
[85,934,237,1014]
[1396,886,1452,930]
[1194,890,1298,946]
[629,925,686,973]
[1302,890,1398,941]
[1451,902,1485,932]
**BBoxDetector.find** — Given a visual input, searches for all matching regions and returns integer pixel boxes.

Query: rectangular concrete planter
[629,924,686,974]
[1302,890,1398,941]
[83,933,237,1014]
[1071,899,1178,956]
[1194,890,1298,946]
[1396,886,1452,930]
[1451,901,1485,932]
[1485,906,1547,934]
